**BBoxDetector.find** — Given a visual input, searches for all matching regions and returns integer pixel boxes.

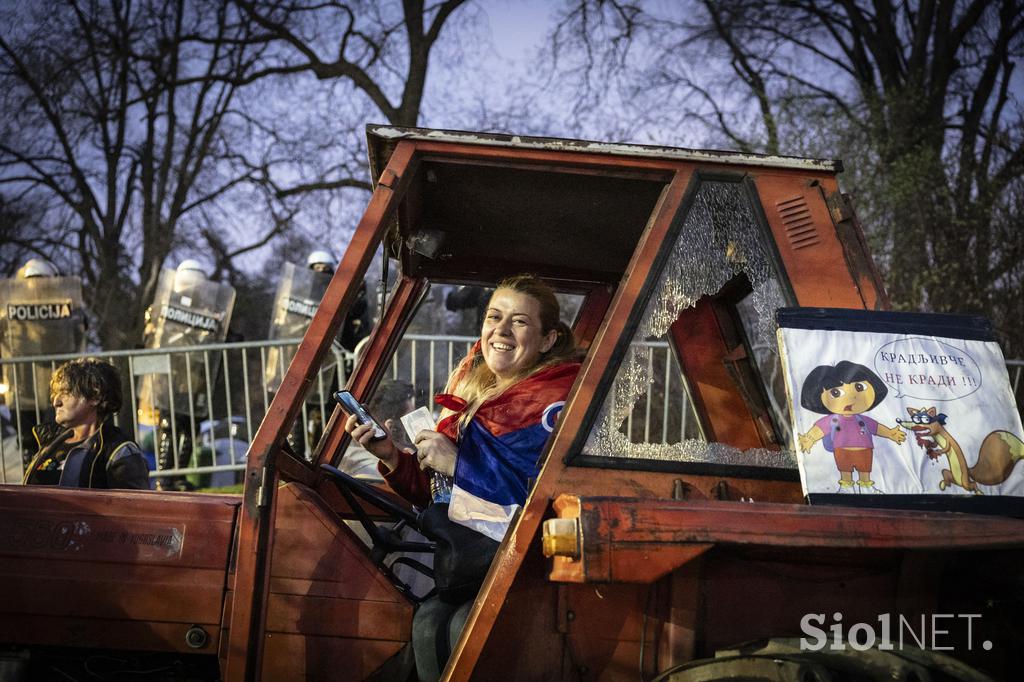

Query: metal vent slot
[776,195,819,250]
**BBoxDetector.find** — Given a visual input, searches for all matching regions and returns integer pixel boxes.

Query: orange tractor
[1,126,1021,680]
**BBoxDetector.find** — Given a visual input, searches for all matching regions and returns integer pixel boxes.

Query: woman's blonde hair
[444,274,577,429]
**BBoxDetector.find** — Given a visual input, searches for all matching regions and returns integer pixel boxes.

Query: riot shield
[136,269,235,425]
[265,262,337,395]
[0,276,87,411]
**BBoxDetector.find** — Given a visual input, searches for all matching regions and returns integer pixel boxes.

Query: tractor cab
[234,126,1018,680]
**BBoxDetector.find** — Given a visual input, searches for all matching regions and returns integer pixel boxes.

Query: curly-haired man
[24,358,149,489]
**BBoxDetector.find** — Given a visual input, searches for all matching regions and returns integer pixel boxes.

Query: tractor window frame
[566,174,801,480]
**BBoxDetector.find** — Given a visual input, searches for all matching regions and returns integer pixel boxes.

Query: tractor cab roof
[365,125,843,288]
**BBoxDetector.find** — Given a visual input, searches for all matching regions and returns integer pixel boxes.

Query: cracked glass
[581,181,797,469]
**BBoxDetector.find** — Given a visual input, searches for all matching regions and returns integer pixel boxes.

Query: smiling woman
[344,273,581,680]
[479,288,558,381]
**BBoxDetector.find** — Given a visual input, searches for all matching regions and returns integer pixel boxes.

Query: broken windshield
[581,180,797,469]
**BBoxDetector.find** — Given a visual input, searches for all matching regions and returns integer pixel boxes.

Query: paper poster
[776,308,1024,501]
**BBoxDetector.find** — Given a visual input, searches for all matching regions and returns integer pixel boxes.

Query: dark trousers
[156,413,193,490]
[412,596,472,682]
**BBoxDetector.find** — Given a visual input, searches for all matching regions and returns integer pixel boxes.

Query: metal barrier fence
[0,335,527,486]
[2,342,1022,487]
[1,338,342,486]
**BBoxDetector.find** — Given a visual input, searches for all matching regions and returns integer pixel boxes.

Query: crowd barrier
[2,340,1021,487]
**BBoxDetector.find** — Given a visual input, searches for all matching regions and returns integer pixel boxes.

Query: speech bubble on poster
[873,337,981,401]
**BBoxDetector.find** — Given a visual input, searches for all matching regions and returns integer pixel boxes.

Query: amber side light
[542,517,580,559]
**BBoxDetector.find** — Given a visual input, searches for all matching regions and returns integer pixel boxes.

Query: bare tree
[1,0,478,350]
[549,0,1024,352]
[0,0,293,348]
[229,0,470,196]
[0,192,49,274]
[221,0,475,335]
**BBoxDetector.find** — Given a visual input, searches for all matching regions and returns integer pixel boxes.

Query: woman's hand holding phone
[335,390,386,440]
[343,414,402,471]
[337,391,404,470]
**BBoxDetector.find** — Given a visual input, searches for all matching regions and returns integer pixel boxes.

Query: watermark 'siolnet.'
[800,612,992,652]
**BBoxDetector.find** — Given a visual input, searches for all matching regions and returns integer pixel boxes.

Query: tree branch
[275,176,372,198]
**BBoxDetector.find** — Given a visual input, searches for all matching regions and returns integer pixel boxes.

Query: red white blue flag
[437,362,580,540]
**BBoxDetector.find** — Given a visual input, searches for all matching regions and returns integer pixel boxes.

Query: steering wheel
[319,463,437,601]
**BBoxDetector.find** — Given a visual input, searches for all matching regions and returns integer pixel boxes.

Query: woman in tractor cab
[345,274,581,681]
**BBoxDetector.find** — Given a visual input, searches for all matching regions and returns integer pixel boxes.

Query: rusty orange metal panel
[225,141,419,681]
[0,615,220,654]
[264,593,410,641]
[816,177,890,310]
[0,487,238,654]
[752,173,876,309]
[553,466,803,503]
[269,482,412,609]
[669,300,766,449]
[572,284,614,350]
[560,583,658,679]
[658,562,702,671]
[257,482,412,678]
[262,634,406,681]
[2,560,225,621]
[412,140,682,176]
[560,496,1024,586]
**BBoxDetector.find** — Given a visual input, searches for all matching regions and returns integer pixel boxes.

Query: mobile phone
[334,390,387,441]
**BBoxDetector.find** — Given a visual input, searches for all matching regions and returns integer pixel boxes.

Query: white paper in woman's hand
[399,406,435,442]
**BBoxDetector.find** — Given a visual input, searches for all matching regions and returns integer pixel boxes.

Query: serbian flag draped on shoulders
[435,357,580,542]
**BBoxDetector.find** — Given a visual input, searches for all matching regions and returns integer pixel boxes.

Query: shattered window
[606,340,706,446]
[581,181,797,469]
[735,291,795,451]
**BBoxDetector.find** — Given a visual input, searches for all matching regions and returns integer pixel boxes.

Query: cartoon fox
[897,406,1024,493]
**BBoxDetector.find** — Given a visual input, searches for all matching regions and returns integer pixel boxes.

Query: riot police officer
[265,251,370,458]
[137,260,235,490]
[16,258,59,279]
[306,251,370,351]
[0,258,86,474]
[306,250,333,273]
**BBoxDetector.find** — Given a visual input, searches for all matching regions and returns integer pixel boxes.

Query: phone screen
[335,390,388,441]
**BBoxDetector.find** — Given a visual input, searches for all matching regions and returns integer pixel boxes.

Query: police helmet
[174,259,207,289]
[306,251,335,271]
[19,258,59,278]
[176,259,205,274]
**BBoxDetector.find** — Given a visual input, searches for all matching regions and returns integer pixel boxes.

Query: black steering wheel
[319,463,437,601]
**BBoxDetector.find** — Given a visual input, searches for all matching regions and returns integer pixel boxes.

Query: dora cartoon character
[797,361,906,493]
